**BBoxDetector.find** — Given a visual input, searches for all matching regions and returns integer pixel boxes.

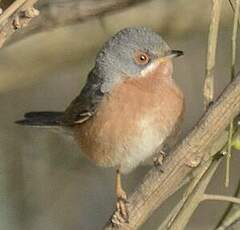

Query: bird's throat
[140,59,173,79]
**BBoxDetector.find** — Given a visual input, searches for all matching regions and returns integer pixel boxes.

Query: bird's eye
[135,51,150,65]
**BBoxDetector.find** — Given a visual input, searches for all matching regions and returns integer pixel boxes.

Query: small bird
[16,27,184,226]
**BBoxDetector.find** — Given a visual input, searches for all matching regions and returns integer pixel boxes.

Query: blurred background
[0,0,240,229]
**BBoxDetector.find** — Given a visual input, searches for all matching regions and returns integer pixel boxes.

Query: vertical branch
[225,0,240,187]
[160,1,223,229]
[225,122,233,187]
[230,0,239,78]
[216,0,240,228]
[203,0,222,109]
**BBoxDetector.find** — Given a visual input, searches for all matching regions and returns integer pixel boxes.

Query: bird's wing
[62,68,105,126]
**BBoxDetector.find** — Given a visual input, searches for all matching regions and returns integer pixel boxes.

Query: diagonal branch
[168,157,222,230]
[157,130,229,230]
[216,179,240,229]
[5,0,150,45]
[38,0,149,27]
[0,0,40,48]
[158,158,216,230]
[104,72,240,229]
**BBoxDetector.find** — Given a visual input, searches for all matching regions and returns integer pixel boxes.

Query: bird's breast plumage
[74,72,184,174]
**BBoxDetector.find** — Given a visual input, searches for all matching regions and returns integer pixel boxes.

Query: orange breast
[74,74,184,173]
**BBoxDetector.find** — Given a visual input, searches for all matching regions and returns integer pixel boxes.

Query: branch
[158,130,235,230]
[0,0,28,24]
[229,0,240,25]
[104,72,240,229]
[225,0,240,187]
[202,194,240,205]
[217,211,240,230]
[159,1,223,228]
[203,0,222,108]
[158,158,215,230]
[0,0,40,48]
[158,131,228,230]
[6,0,149,44]
[216,173,240,229]
[38,0,149,26]
[168,157,222,230]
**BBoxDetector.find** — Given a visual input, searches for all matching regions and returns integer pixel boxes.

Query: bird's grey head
[95,27,183,93]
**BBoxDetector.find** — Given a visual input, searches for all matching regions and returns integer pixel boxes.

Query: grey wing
[62,68,104,126]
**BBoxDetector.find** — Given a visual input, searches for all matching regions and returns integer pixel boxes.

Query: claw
[153,150,167,172]
[111,168,129,227]
[111,197,129,227]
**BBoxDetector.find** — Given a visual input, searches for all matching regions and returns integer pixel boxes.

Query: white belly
[118,115,168,174]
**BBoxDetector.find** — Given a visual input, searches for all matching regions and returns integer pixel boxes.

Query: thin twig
[225,122,233,187]
[0,0,27,24]
[0,0,39,48]
[158,159,214,230]
[167,158,222,230]
[6,0,150,45]
[217,211,240,230]
[229,0,235,10]
[228,0,240,25]
[203,194,240,205]
[216,180,240,229]
[203,0,222,109]
[225,0,240,188]
[158,131,229,230]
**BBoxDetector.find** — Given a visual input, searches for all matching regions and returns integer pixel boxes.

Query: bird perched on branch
[16,27,184,226]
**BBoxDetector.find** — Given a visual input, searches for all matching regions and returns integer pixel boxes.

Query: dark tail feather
[15,111,64,126]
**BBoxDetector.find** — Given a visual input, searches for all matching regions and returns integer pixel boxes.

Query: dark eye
[135,51,150,65]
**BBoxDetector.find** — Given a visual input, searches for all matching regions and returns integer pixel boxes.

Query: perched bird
[16,27,184,226]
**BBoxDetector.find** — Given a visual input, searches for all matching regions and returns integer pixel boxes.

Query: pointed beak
[157,50,184,63]
[166,50,184,59]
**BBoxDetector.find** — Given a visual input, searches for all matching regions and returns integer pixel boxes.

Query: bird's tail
[15,111,64,127]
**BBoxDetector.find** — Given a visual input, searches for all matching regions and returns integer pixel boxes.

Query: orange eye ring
[135,51,150,65]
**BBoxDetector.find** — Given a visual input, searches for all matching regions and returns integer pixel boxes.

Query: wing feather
[62,68,104,125]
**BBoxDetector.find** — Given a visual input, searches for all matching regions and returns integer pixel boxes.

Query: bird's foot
[111,194,129,227]
[153,150,167,172]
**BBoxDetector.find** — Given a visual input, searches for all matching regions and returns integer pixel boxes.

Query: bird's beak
[158,50,184,63]
[167,50,184,58]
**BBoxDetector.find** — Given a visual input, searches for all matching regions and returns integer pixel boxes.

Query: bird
[16,27,184,226]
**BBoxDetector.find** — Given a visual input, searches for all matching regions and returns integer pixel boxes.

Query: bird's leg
[111,168,129,226]
[153,150,167,171]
